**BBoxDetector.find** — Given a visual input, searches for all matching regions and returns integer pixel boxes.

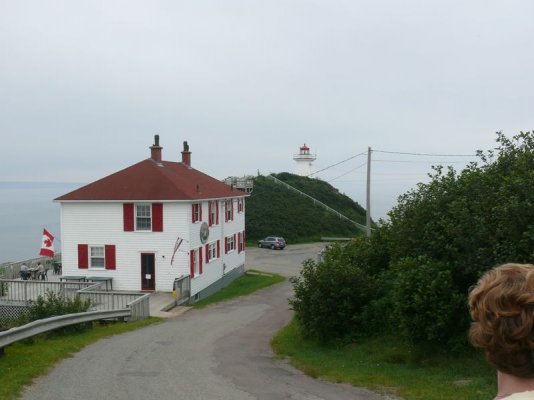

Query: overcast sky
[1,0,533,220]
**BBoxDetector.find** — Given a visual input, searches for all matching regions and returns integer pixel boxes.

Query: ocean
[0,182,82,263]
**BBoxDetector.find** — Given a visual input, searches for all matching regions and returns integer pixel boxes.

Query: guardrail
[0,309,131,353]
[266,175,370,232]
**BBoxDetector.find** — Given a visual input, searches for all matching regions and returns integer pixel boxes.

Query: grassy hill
[245,172,368,243]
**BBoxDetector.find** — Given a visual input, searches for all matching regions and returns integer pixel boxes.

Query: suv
[258,236,286,250]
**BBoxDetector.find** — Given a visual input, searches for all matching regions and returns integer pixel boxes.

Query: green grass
[271,319,496,400]
[193,269,285,309]
[0,318,162,400]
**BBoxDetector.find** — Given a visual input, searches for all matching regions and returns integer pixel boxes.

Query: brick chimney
[181,141,191,167]
[150,134,162,162]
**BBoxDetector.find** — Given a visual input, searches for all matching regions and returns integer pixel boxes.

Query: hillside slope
[245,173,368,242]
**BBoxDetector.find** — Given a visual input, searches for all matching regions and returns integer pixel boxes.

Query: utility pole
[366,146,372,237]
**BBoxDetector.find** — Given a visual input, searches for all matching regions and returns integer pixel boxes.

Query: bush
[289,240,385,342]
[390,257,467,349]
[21,291,92,333]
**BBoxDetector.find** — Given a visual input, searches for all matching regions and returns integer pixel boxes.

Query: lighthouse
[293,144,316,176]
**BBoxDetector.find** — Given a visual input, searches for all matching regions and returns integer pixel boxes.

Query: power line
[328,162,367,182]
[308,152,366,176]
[373,159,470,164]
[374,149,476,157]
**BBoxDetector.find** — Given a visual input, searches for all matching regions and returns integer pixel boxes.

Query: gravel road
[21,244,385,400]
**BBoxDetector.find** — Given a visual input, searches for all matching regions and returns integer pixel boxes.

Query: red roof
[55,159,246,201]
[300,144,309,151]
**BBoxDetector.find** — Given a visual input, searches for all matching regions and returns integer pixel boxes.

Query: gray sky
[1,0,533,220]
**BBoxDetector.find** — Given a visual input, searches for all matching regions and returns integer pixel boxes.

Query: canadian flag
[39,229,55,257]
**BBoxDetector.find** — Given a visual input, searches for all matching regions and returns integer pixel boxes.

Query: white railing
[266,174,369,232]
[0,280,151,320]
[173,275,191,306]
[0,254,61,280]
[0,280,94,303]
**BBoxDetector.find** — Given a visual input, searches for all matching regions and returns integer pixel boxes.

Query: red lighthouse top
[300,144,310,151]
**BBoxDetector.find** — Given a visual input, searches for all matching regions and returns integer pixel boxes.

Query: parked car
[258,236,286,250]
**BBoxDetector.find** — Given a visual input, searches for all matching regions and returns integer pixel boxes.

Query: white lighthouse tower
[293,143,316,176]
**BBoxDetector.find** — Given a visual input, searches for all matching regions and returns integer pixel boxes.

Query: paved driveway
[21,244,385,400]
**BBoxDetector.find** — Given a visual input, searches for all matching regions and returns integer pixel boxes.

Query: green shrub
[290,240,386,342]
[22,291,92,333]
[390,257,468,349]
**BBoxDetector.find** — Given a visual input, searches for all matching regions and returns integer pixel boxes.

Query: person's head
[469,263,534,378]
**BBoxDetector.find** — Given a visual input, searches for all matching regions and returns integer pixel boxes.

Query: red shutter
[225,200,228,223]
[152,203,163,232]
[199,203,203,222]
[78,244,88,269]
[199,248,203,274]
[123,204,134,231]
[216,201,219,224]
[205,244,209,263]
[233,234,237,251]
[217,240,220,258]
[225,237,228,254]
[105,245,116,270]
[190,250,194,277]
[208,202,212,226]
[230,199,234,221]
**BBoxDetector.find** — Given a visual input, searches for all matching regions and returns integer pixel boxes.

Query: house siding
[60,197,246,294]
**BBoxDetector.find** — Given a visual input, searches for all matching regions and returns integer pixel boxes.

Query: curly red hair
[469,263,534,377]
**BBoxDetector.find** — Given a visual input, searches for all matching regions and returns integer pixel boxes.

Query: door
[141,253,156,291]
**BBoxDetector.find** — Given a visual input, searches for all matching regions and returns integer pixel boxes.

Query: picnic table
[86,276,113,290]
[59,275,87,282]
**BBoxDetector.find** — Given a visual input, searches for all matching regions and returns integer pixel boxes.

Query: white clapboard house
[55,136,247,301]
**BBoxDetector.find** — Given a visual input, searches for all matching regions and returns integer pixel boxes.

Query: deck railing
[173,275,191,306]
[0,254,62,280]
[0,280,93,303]
[266,174,370,232]
[0,280,151,321]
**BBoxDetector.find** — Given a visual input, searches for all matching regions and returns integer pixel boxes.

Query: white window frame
[238,233,244,253]
[90,245,105,269]
[208,242,217,262]
[227,235,235,253]
[226,199,233,221]
[135,204,152,231]
[192,203,201,223]
[209,201,217,226]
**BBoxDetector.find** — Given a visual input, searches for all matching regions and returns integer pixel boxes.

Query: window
[136,204,151,230]
[208,242,217,261]
[209,201,218,226]
[78,244,116,270]
[226,235,235,253]
[237,198,244,213]
[90,246,105,268]
[192,203,201,223]
[238,232,244,253]
[225,199,234,222]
